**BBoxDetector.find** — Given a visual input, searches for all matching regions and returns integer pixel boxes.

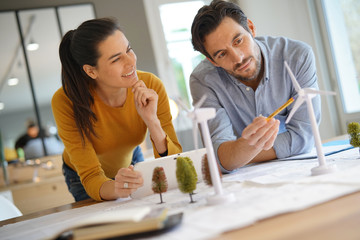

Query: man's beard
[230,57,261,82]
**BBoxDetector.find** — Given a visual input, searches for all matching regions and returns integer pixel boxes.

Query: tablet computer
[131,148,207,199]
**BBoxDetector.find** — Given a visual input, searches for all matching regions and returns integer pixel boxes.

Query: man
[190,0,320,173]
[15,121,41,150]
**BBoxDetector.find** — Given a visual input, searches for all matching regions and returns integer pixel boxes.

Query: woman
[52,17,182,202]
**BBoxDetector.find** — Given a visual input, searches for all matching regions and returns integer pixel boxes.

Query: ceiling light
[27,38,39,51]
[8,77,19,86]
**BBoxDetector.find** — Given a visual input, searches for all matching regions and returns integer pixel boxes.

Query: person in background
[190,0,320,173]
[15,120,40,151]
[14,120,64,160]
[52,17,182,202]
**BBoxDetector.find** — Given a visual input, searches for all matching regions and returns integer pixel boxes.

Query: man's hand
[242,117,279,150]
[218,116,279,171]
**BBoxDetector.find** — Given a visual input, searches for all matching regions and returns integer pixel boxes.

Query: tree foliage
[347,122,360,148]
[185,157,198,183]
[176,157,197,203]
[201,154,222,186]
[152,166,168,203]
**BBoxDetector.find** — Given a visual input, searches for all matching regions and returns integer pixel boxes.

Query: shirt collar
[255,38,270,84]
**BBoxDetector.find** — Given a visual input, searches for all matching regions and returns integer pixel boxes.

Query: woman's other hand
[114,165,144,198]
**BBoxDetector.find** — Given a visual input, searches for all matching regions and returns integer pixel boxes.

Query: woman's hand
[242,116,280,151]
[114,165,144,198]
[131,80,167,155]
[132,80,158,125]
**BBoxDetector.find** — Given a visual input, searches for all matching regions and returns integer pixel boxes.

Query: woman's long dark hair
[59,18,121,144]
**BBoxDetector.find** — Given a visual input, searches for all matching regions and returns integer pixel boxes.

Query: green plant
[152,166,168,204]
[347,122,360,148]
[184,157,198,184]
[176,157,197,203]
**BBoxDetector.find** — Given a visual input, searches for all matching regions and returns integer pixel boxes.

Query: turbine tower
[284,61,337,175]
[187,95,235,205]
[174,96,205,150]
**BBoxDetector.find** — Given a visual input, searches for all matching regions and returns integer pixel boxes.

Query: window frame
[314,0,360,132]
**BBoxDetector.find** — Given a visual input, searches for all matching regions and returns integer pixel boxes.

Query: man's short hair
[191,0,250,60]
[27,120,37,129]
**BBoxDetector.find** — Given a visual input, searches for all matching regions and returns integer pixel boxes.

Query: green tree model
[201,154,222,186]
[185,157,198,186]
[152,166,168,204]
[347,122,360,155]
[176,157,197,203]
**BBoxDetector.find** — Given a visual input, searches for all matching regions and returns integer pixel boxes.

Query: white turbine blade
[285,98,305,123]
[304,88,336,96]
[192,121,199,149]
[174,97,189,112]
[284,61,301,92]
[194,94,207,109]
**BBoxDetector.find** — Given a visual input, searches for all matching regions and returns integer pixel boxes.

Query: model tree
[201,154,222,186]
[185,157,198,185]
[176,157,197,203]
[347,122,360,155]
[152,166,168,204]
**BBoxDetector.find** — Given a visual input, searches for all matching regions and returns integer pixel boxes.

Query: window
[321,0,360,114]
[144,0,208,151]
[158,1,205,107]
[144,0,207,133]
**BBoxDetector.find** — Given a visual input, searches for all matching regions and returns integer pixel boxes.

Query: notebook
[53,207,183,240]
[131,148,207,199]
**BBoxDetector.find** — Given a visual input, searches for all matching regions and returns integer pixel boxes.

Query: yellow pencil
[267,97,294,120]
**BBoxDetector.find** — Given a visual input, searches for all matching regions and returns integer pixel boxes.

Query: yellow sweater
[51,71,182,201]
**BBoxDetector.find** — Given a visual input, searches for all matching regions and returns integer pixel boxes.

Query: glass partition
[58,4,96,34]
[0,11,37,161]
[0,4,95,162]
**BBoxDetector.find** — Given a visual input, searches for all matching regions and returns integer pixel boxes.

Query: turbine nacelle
[298,88,318,98]
[174,95,208,150]
[188,108,216,123]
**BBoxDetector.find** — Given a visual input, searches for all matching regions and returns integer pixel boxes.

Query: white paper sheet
[1,148,360,240]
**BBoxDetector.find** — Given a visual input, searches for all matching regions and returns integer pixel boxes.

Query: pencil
[267,97,294,120]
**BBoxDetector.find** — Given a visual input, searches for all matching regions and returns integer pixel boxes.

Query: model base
[207,192,236,205]
[311,164,337,176]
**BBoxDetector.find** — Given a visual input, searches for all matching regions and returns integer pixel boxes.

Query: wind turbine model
[284,61,337,176]
[174,97,202,150]
[188,95,235,205]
